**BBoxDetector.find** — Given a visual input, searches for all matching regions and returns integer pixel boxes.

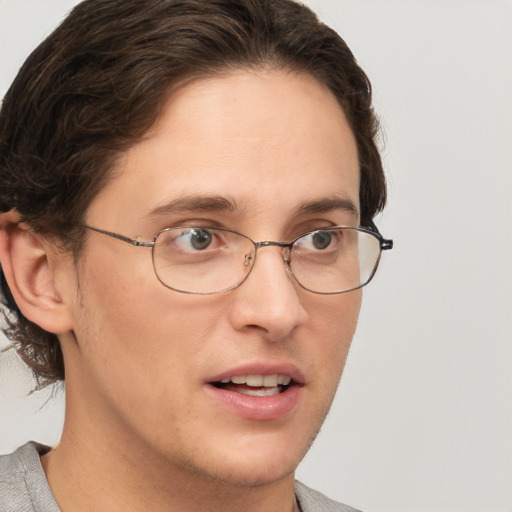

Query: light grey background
[1,1,511,511]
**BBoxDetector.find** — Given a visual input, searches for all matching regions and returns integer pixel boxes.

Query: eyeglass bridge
[243,240,293,268]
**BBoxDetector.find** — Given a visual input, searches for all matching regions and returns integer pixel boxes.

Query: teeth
[238,387,280,397]
[262,375,277,386]
[247,374,263,386]
[218,374,292,387]
[278,375,292,386]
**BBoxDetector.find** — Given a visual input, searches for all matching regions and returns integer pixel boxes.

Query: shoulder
[0,442,59,512]
[295,481,363,512]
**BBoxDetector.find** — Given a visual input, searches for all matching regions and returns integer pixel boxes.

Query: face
[62,69,361,487]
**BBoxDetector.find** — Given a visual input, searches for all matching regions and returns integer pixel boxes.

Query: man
[0,0,392,510]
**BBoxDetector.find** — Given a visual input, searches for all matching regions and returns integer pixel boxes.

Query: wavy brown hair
[0,0,386,388]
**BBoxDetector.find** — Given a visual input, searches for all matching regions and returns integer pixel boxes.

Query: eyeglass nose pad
[281,246,293,274]
[243,253,253,271]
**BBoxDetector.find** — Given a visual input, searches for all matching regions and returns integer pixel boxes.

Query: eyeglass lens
[152,227,382,294]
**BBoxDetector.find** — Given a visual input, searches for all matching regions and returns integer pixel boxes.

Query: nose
[227,245,308,341]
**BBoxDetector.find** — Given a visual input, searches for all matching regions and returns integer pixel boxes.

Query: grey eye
[311,230,332,250]
[189,229,212,250]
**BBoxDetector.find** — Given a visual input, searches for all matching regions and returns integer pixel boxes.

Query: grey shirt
[0,443,361,512]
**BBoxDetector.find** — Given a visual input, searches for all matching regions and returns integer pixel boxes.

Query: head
[0,0,387,487]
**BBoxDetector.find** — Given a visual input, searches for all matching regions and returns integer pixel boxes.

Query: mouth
[212,374,293,397]
[204,364,304,420]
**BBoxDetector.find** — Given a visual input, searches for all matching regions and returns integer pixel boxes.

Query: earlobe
[0,211,74,334]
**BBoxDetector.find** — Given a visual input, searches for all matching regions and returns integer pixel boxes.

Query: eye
[189,228,212,250]
[294,229,339,252]
[311,230,333,250]
[173,228,219,252]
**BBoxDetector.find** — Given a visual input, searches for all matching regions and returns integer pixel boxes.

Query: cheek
[72,249,220,382]
[307,290,362,379]
[317,289,361,340]
[69,274,227,440]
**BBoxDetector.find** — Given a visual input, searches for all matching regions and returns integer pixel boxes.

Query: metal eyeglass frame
[76,222,393,295]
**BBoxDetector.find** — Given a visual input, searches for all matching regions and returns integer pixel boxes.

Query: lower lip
[203,384,302,421]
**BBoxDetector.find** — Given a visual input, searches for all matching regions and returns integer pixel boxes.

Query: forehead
[87,69,360,231]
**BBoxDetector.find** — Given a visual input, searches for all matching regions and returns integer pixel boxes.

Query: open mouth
[212,374,293,397]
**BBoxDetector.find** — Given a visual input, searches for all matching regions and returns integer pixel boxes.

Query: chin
[182,430,316,489]
[199,456,298,489]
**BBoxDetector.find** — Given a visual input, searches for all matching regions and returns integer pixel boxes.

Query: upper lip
[206,362,305,386]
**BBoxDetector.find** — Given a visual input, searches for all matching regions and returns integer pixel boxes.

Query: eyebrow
[147,194,359,219]
[148,195,239,217]
[295,197,360,218]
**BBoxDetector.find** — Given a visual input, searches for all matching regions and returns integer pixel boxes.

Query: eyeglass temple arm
[366,220,393,251]
[79,225,155,247]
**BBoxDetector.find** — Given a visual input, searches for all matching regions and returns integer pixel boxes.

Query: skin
[2,69,362,511]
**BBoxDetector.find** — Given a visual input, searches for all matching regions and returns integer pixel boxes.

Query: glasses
[80,224,393,295]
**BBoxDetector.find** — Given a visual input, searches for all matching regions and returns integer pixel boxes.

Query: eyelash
[290,219,340,237]
[153,217,347,241]
[155,218,222,231]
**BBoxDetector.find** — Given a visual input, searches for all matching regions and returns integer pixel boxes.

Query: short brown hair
[0,0,386,388]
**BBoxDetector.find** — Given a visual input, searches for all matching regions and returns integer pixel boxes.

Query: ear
[0,211,74,334]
